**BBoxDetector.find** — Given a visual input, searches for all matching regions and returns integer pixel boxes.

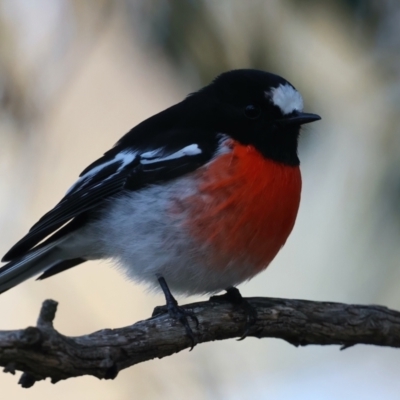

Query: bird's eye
[244,105,261,119]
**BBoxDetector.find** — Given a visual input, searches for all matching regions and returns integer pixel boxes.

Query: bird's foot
[152,276,198,350]
[210,287,257,340]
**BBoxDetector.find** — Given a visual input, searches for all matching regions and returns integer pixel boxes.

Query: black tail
[0,238,86,294]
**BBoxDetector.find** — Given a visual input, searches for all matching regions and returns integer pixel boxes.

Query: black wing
[2,150,140,261]
[2,129,219,262]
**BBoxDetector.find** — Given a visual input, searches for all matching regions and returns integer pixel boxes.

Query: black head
[183,69,321,166]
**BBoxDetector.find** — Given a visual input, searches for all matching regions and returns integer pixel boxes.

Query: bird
[0,69,320,343]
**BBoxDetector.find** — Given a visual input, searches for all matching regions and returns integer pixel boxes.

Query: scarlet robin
[0,69,320,344]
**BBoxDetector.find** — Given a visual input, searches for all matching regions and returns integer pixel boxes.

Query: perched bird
[0,69,320,341]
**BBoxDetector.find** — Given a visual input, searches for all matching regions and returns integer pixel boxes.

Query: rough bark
[1,297,400,387]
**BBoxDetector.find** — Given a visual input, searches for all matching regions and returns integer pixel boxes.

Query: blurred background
[0,0,400,399]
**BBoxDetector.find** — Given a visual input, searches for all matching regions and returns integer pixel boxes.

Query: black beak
[277,112,321,126]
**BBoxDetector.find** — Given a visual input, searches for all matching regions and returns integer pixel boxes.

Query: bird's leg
[153,275,199,350]
[210,287,257,340]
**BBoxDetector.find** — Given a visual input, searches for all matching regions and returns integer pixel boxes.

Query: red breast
[174,140,301,274]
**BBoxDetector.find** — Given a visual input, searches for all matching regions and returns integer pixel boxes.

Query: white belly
[80,178,260,295]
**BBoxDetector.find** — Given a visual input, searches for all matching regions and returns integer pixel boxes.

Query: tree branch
[1,297,400,387]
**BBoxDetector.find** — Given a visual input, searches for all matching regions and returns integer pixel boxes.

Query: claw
[156,276,198,350]
[211,287,257,339]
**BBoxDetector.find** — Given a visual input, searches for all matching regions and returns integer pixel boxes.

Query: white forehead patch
[267,84,304,115]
